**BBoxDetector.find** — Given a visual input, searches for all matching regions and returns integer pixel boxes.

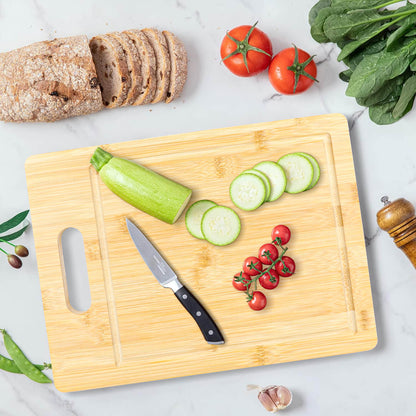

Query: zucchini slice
[185,200,217,239]
[296,152,320,190]
[253,161,287,202]
[243,169,271,202]
[201,206,241,246]
[277,153,314,194]
[230,173,266,211]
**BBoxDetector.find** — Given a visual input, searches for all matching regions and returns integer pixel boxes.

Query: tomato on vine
[259,269,280,290]
[268,45,318,94]
[275,256,296,277]
[233,272,252,291]
[271,225,291,245]
[258,243,279,265]
[243,256,263,276]
[221,22,272,77]
[248,291,267,310]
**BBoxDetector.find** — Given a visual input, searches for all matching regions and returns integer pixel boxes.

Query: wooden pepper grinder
[377,196,416,269]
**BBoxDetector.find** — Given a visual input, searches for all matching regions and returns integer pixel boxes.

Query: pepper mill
[377,196,416,269]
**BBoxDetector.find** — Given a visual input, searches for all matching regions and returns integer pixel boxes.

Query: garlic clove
[258,390,279,412]
[257,385,293,412]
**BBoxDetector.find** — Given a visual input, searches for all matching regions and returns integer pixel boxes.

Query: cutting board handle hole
[60,228,91,313]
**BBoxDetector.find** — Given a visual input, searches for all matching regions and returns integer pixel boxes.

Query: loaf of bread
[0,29,187,123]
[0,36,103,122]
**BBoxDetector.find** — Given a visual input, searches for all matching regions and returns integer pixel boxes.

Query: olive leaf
[392,75,416,118]
[346,38,416,98]
[0,224,30,242]
[0,210,29,234]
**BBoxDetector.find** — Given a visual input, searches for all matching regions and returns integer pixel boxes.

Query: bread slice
[0,35,103,122]
[108,32,142,106]
[124,29,156,105]
[141,28,171,104]
[89,34,131,108]
[162,31,187,103]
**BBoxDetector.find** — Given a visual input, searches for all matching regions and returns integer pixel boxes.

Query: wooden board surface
[25,114,377,392]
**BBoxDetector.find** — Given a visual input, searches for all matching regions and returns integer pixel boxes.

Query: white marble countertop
[0,0,415,414]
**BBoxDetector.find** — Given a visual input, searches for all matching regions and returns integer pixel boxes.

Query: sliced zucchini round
[296,152,320,190]
[253,161,287,202]
[230,173,266,211]
[277,153,314,194]
[243,169,271,202]
[185,200,217,239]
[201,206,241,246]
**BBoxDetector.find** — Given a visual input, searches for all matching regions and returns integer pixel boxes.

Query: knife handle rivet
[208,330,214,335]
[196,311,202,317]
[182,294,188,300]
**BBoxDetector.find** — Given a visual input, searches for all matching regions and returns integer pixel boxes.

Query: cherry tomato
[275,256,296,277]
[259,269,280,290]
[243,256,263,276]
[268,45,317,94]
[221,22,272,77]
[233,272,252,291]
[248,291,267,310]
[271,225,291,246]
[258,243,279,265]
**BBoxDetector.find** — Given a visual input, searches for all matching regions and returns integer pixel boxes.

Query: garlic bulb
[248,385,292,412]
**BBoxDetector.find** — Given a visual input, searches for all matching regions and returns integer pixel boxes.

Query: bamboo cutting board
[25,114,376,392]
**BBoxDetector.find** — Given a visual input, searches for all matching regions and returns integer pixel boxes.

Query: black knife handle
[174,286,224,345]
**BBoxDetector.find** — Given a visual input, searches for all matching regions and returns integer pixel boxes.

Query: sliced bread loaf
[89,34,131,108]
[141,28,171,104]
[123,29,156,105]
[162,31,187,103]
[108,32,142,106]
[0,35,103,122]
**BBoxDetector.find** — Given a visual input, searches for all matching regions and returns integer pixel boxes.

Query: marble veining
[0,0,415,415]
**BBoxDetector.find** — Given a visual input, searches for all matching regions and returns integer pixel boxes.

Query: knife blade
[126,218,224,345]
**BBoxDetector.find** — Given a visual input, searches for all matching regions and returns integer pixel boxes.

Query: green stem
[0,247,9,256]
[0,238,15,247]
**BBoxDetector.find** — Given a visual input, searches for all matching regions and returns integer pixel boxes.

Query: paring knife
[126,218,225,345]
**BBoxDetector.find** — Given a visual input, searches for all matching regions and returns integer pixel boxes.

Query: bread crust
[89,34,131,108]
[141,28,171,104]
[0,35,103,122]
[124,29,157,105]
[163,31,187,103]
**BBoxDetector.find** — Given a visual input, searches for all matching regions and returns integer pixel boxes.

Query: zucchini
[90,147,192,224]
[201,206,241,246]
[253,161,287,202]
[277,153,314,194]
[185,200,217,239]
[243,169,271,202]
[295,152,321,190]
[230,173,266,211]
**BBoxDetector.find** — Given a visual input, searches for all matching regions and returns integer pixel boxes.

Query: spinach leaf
[410,55,416,70]
[311,6,347,42]
[309,0,332,25]
[405,28,416,37]
[0,210,29,234]
[386,12,416,51]
[338,15,407,60]
[356,73,406,106]
[346,38,416,98]
[369,99,399,124]
[342,36,387,69]
[324,8,416,43]
[339,68,353,82]
[392,74,416,118]
[331,0,401,9]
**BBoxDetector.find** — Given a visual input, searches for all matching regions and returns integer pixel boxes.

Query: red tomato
[271,225,291,246]
[259,269,280,290]
[275,256,296,277]
[221,22,272,77]
[258,243,279,265]
[233,272,252,291]
[248,291,267,310]
[243,256,263,276]
[268,45,317,94]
